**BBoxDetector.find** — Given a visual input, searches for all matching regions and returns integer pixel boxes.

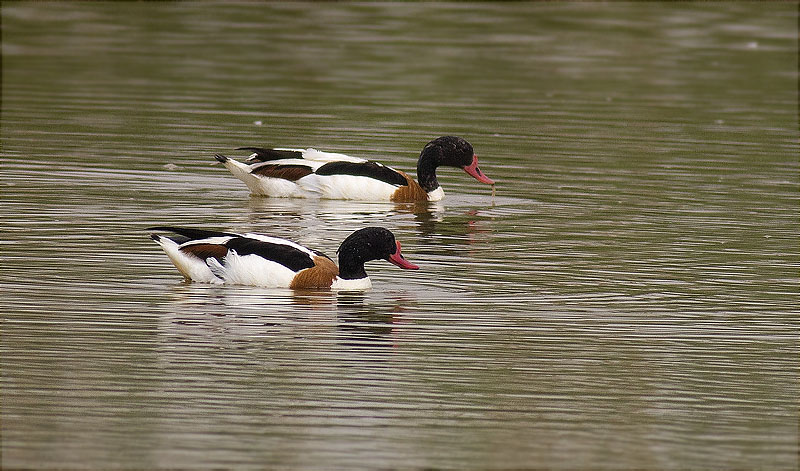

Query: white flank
[300,174,399,201]
[153,236,222,284]
[426,186,445,201]
[210,249,298,288]
[331,276,372,291]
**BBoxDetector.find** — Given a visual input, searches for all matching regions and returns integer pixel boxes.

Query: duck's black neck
[416,149,440,193]
[337,250,368,280]
[336,227,399,281]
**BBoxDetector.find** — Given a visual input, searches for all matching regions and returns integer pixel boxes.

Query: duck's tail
[149,229,224,284]
[214,154,271,194]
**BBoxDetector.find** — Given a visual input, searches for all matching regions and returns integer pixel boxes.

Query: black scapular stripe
[315,161,407,186]
[225,237,316,272]
[236,147,304,162]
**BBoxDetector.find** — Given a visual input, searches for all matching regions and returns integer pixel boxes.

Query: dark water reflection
[2,2,798,470]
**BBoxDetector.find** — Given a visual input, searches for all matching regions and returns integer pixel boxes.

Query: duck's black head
[416,136,494,193]
[337,227,419,280]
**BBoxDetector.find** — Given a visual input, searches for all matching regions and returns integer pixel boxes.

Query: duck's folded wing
[240,146,367,164]
[148,226,240,243]
[248,159,407,193]
[224,236,317,272]
[249,162,315,181]
[300,148,366,163]
[211,237,320,287]
[315,161,408,186]
[239,147,305,162]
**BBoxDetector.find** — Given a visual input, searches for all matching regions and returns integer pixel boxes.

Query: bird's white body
[220,148,415,201]
[152,232,319,288]
[150,226,418,290]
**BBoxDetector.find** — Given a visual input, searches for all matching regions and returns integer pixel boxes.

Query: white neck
[331,276,372,291]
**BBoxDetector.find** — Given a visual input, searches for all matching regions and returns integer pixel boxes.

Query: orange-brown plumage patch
[289,255,339,289]
[180,243,228,262]
[390,171,428,202]
[252,164,314,181]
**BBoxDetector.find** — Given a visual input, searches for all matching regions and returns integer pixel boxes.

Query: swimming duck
[214,136,494,202]
[149,226,419,290]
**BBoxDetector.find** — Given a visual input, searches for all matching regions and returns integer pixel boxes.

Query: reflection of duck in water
[214,136,494,202]
[150,226,418,290]
[413,205,494,243]
[243,195,444,227]
[335,293,414,350]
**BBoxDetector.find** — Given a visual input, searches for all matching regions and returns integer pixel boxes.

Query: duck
[213,136,494,202]
[149,226,419,290]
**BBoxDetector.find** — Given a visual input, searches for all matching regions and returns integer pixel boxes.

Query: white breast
[331,277,373,291]
[426,186,445,201]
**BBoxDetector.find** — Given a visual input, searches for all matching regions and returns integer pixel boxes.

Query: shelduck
[149,226,419,290]
[214,136,494,202]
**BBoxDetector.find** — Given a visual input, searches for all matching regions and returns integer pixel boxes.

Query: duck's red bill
[463,154,495,185]
[387,241,419,270]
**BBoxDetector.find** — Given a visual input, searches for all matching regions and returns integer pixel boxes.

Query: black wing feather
[315,161,408,187]
[236,147,304,162]
[226,237,316,272]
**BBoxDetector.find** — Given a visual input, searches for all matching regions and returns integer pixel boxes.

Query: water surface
[2,3,798,469]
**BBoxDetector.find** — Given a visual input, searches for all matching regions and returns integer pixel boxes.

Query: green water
[2,2,798,469]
